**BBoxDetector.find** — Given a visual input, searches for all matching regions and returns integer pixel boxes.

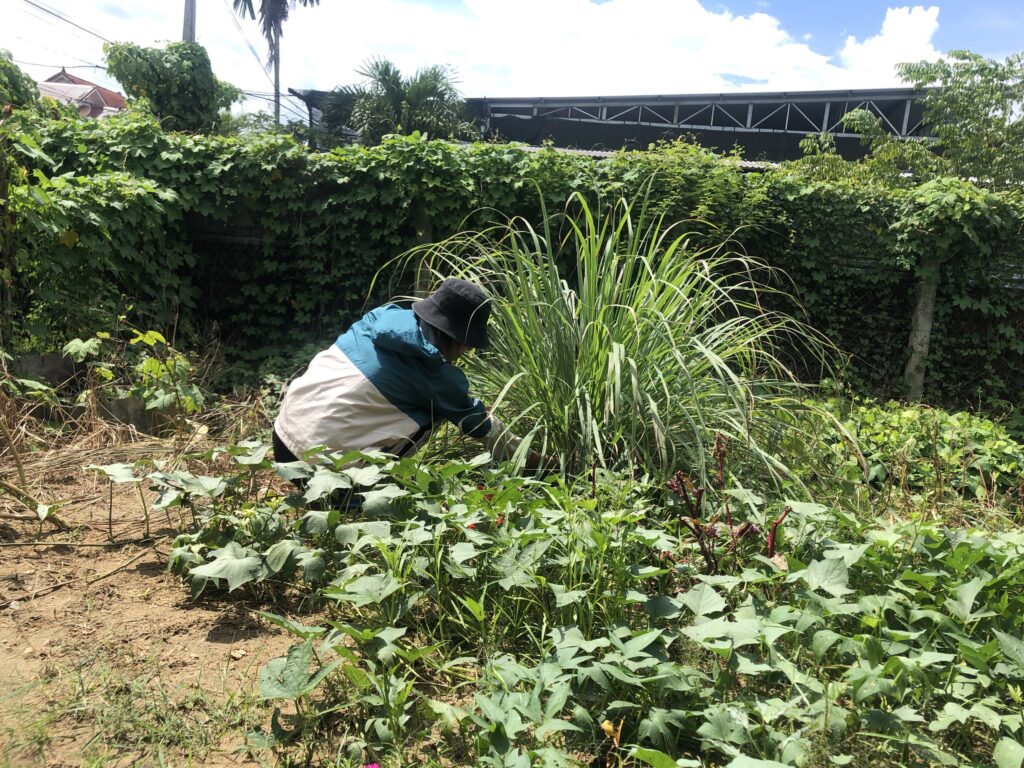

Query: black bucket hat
[412,278,491,349]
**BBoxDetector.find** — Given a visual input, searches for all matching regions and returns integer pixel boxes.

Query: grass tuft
[400,191,834,487]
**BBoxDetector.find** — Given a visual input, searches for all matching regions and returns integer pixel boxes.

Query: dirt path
[0,463,294,767]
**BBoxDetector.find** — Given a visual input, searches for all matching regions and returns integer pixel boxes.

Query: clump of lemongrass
[395,191,834,488]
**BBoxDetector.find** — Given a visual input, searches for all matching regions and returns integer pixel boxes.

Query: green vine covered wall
[2,108,1022,406]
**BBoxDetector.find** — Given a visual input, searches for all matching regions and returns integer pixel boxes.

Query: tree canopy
[899,50,1024,188]
[790,50,1024,190]
[104,42,241,133]
[0,50,38,110]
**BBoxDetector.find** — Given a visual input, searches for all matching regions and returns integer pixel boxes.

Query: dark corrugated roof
[466,86,926,105]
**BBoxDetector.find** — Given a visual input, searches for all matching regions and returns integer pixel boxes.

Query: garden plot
[158,442,1024,768]
[1,403,1023,767]
[1,196,1021,766]
[0,438,298,767]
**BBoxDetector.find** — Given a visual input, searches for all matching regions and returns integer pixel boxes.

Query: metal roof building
[465,88,930,161]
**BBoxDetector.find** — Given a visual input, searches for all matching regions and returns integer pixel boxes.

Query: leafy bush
[898,50,1024,189]
[63,326,206,415]
[0,50,38,109]
[604,139,774,248]
[8,165,192,346]
[5,115,608,368]
[104,41,241,133]
[751,171,1024,406]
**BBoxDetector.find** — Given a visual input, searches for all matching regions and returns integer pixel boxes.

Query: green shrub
[104,41,241,133]
[8,168,191,347]
[0,50,38,109]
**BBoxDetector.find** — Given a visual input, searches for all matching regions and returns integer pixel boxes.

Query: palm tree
[322,57,475,146]
[231,0,320,124]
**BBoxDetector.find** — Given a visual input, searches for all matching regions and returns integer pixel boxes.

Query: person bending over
[273,278,533,467]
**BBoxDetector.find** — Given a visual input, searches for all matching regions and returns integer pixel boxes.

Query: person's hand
[526,450,559,475]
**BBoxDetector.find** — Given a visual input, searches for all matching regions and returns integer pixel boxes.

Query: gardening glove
[485,414,558,475]
[483,414,522,461]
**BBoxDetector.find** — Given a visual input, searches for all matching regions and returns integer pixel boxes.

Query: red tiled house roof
[45,68,126,110]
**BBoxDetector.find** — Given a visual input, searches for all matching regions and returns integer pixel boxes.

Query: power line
[12,56,106,70]
[243,97,308,123]
[17,6,105,52]
[241,89,304,109]
[20,0,112,44]
[242,89,309,106]
[218,0,275,93]
[15,5,112,75]
[241,89,307,107]
[12,35,108,77]
[240,90,308,122]
[219,0,271,71]
[242,88,309,109]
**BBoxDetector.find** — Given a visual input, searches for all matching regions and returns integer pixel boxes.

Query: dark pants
[272,430,306,491]
[272,429,360,509]
[272,429,300,464]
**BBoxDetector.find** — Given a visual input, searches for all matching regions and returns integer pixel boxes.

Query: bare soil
[0,445,295,767]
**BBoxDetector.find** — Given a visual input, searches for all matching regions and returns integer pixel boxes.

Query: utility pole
[183,0,196,42]
[273,29,281,124]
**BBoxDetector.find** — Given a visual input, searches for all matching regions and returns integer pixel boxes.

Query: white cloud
[837,5,941,87]
[2,0,945,119]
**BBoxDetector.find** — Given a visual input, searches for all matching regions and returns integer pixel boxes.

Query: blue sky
[720,0,1024,59]
[3,0,1023,116]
